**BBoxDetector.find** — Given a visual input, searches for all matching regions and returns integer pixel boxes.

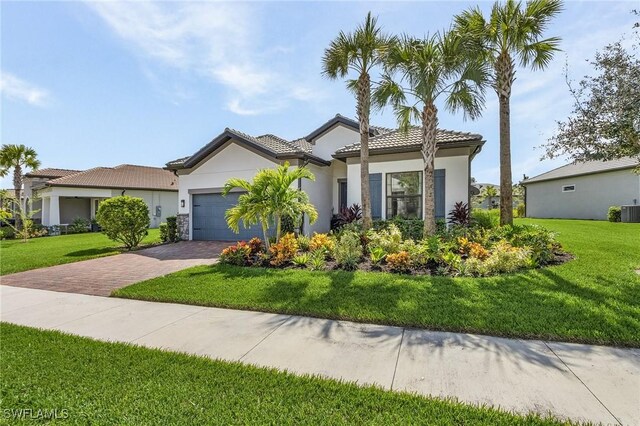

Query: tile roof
[334,127,484,157]
[46,165,178,191]
[25,168,82,178]
[522,157,640,184]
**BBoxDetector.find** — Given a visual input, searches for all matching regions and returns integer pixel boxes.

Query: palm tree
[454,0,563,225]
[0,144,40,229]
[374,32,488,237]
[322,12,394,231]
[481,185,499,209]
[223,162,318,249]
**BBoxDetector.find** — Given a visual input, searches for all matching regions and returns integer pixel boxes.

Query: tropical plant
[0,144,40,230]
[332,231,363,270]
[471,209,500,229]
[447,201,471,226]
[322,12,394,231]
[454,0,563,225]
[95,196,150,250]
[308,233,335,253]
[374,31,488,237]
[480,185,499,209]
[333,203,363,229]
[269,232,298,266]
[223,162,318,250]
[69,217,90,234]
[307,249,327,271]
[220,242,251,266]
[369,246,387,265]
[292,253,311,268]
[0,192,41,242]
[386,251,412,273]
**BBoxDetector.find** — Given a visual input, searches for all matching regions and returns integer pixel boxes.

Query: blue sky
[1,1,636,188]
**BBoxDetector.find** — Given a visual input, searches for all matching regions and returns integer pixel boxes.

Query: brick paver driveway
[0,241,227,296]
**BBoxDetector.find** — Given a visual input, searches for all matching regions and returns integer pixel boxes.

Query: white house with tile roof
[24,165,178,229]
[166,114,485,241]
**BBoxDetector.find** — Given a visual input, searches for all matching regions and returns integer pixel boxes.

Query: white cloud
[86,1,320,115]
[0,72,50,106]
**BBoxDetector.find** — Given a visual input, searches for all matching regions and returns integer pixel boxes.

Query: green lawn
[0,323,567,425]
[0,229,160,275]
[115,219,640,347]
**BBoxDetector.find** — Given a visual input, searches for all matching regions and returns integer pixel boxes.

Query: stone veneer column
[176,213,189,240]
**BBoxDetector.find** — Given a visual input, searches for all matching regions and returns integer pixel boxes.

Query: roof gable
[522,157,639,184]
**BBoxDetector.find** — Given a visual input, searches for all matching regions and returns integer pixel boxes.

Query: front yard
[0,323,565,425]
[115,219,640,347]
[0,229,160,275]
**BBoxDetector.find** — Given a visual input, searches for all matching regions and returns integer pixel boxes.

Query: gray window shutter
[435,169,446,219]
[369,173,382,219]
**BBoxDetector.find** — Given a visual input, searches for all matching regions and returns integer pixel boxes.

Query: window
[386,172,422,219]
[562,184,575,192]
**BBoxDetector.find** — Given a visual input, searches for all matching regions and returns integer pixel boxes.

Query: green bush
[166,216,179,242]
[307,249,326,271]
[463,241,531,277]
[373,217,423,241]
[69,217,90,234]
[367,224,403,254]
[608,206,621,222]
[514,204,526,218]
[0,227,15,239]
[159,223,169,242]
[471,209,500,229]
[332,231,362,270]
[96,196,150,250]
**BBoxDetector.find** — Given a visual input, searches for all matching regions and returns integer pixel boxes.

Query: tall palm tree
[374,32,488,237]
[322,12,394,230]
[454,0,563,225]
[223,162,318,249]
[0,144,40,229]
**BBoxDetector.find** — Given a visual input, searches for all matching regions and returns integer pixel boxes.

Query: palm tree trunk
[358,73,372,230]
[422,102,438,237]
[13,163,22,230]
[495,52,514,226]
[261,220,270,251]
[275,214,282,243]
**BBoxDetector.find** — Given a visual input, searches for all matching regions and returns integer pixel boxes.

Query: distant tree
[455,0,563,225]
[0,144,40,230]
[543,14,639,168]
[322,12,395,231]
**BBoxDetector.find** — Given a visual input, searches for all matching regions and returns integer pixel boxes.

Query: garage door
[192,193,263,241]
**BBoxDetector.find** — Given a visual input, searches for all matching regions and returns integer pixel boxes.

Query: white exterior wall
[346,152,469,220]
[177,141,278,217]
[123,189,178,228]
[525,169,640,220]
[301,163,333,235]
[311,125,360,161]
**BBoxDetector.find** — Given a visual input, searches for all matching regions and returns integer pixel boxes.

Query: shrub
[369,246,386,265]
[95,196,150,250]
[464,241,531,276]
[297,235,311,252]
[440,251,462,274]
[489,225,559,265]
[0,227,15,239]
[292,253,310,267]
[367,224,403,253]
[309,233,334,253]
[514,204,526,218]
[447,202,471,226]
[608,206,621,222]
[220,242,251,266]
[269,233,298,266]
[307,249,326,271]
[248,237,264,255]
[332,203,362,230]
[69,217,90,234]
[333,231,362,270]
[166,216,179,242]
[159,223,169,242]
[373,217,423,241]
[386,251,411,273]
[471,209,499,229]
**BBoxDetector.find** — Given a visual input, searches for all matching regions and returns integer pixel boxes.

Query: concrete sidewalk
[1,285,638,425]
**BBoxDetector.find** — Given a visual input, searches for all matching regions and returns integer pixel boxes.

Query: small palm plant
[223,162,318,250]
[322,12,395,231]
[454,0,563,225]
[374,31,488,237]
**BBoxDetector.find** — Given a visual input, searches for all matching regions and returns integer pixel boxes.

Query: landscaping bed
[0,323,567,425]
[114,220,640,347]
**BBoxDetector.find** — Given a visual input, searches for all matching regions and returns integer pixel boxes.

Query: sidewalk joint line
[52,301,131,328]
[239,315,292,362]
[390,328,405,391]
[543,341,622,426]
[129,307,208,343]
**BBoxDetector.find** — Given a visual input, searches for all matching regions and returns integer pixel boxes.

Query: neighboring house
[24,165,178,228]
[166,114,484,241]
[522,157,640,220]
[471,182,500,209]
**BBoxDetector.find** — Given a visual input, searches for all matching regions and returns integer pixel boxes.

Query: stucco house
[522,157,640,220]
[166,114,484,241]
[24,165,178,229]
